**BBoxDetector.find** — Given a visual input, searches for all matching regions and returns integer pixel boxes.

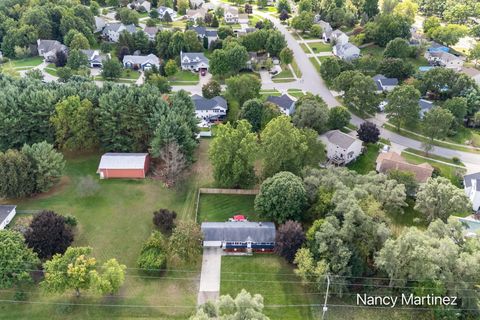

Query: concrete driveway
[197,247,223,305]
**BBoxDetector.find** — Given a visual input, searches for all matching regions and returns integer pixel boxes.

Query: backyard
[197,194,258,222]
[0,140,214,319]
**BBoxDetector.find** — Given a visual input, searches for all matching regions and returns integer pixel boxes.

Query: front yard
[168,71,199,85]
[0,140,214,319]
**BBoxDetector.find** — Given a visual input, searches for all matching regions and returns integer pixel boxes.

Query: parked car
[200,69,206,76]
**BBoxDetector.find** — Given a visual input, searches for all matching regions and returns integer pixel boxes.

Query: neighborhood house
[157,6,177,20]
[333,43,360,61]
[143,26,159,41]
[186,8,207,22]
[80,50,110,68]
[37,39,67,63]
[425,50,464,70]
[189,27,218,45]
[103,23,136,42]
[201,221,276,252]
[464,172,480,212]
[192,94,228,120]
[180,51,209,72]
[97,153,150,179]
[0,205,17,230]
[320,130,363,165]
[373,74,399,93]
[224,7,239,24]
[330,30,349,45]
[376,152,434,183]
[123,54,160,70]
[266,94,296,116]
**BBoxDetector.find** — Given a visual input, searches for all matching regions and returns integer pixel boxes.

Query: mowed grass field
[0,140,214,319]
[197,194,258,222]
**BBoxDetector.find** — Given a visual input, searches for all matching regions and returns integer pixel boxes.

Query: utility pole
[322,274,330,320]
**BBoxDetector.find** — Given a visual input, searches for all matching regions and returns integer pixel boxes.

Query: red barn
[97,153,149,179]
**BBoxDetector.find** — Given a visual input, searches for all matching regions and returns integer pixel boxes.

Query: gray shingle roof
[373,74,398,90]
[104,23,136,34]
[189,26,218,38]
[0,205,16,226]
[37,40,67,54]
[97,153,148,170]
[123,54,159,65]
[201,222,276,243]
[192,94,227,110]
[464,172,480,188]
[266,94,294,111]
[325,130,360,149]
[80,50,109,62]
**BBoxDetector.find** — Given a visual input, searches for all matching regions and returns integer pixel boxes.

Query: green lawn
[169,71,199,84]
[12,56,43,68]
[309,57,321,73]
[120,69,141,80]
[361,45,384,59]
[403,148,465,166]
[401,152,465,187]
[0,140,214,319]
[197,194,258,222]
[45,63,58,76]
[300,43,311,53]
[444,126,480,147]
[221,255,319,320]
[287,89,305,98]
[248,15,262,27]
[291,59,302,78]
[307,41,332,53]
[347,143,380,174]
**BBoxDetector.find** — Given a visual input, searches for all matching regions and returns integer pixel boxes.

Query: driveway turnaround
[197,247,223,305]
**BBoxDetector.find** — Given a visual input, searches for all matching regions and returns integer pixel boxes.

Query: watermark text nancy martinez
[357,294,457,308]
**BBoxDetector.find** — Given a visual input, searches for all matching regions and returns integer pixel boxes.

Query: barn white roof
[97,153,148,170]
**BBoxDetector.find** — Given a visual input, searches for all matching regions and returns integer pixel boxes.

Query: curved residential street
[255,10,480,173]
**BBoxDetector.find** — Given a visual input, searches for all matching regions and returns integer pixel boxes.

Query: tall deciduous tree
[421,107,454,154]
[101,58,123,80]
[169,221,203,262]
[415,177,471,222]
[385,85,421,130]
[292,95,330,134]
[0,230,39,289]
[255,171,307,223]
[225,74,261,105]
[328,106,351,130]
[51,96,98,151]
[209,120,258,188]
[93,259,127,295]
[240,99,281,132]
[202,80,222,99]
[356,122,380,143]
[25,211,74,259]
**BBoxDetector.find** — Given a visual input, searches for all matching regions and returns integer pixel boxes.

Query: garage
[97,153,150,179]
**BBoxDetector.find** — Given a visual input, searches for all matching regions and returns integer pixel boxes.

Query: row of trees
[0,76,199,163]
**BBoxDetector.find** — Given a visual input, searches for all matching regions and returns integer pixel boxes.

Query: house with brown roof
[376,152,434,183]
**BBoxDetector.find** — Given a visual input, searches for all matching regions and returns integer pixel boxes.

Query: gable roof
[189,26,218,38]
[80,49,109,62]
[186,7,207,17]
[266,94,295,111]
[201,221,276,243]
[104,23,136,34]
[94,16,106,33]
[181,51,209,64]
[428,51,463,63]
[419,99,434,116]
[373,74,398,90]
[324,130,360,149]
[98,153,148,170]
[331,29,347,38]
[143,26,159,37]
[464,172,480,188]
[376,152,434,183]
[37,39,66,54]
[123,54,159,65]
[192,94,227,110]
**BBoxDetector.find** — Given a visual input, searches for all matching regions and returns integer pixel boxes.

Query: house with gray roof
[192,94,227,120]
[419,99,434,118]
[266,94,296,116]
[129,0,151,12]
[189,26,218,46]
[330,29,349,45]
[80,50,110,68]
[373,74,399,93]
[180,51,209,72]
[0,205,16,230]
[157,6,178,20]
[123,54,160,70]
[143,26,160,41]
[201,221,276,252]
[425,50,464,71]
[320,130,363,165]
[37,39,67,63]
[102,23,136,42]
[186,8,207,22]
[464,172,480,212]
[333,43,360,61]
[94,16,106,33]
[317,20,333,42]
[190,0,205,9]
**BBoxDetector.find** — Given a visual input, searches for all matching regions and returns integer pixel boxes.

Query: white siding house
[192,94,228,119]
[180,51,209,71]
[320,130,363,165]
[266,94,296,116]
[464,173,480,212]
[123,54,160,70]
[333,43,360,61]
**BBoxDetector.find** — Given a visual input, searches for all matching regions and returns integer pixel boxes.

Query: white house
[373,74,399,93]
[123,54,160,70]
[189,27,218,46]
[424,50,464,71]
[224,7,239,24]
[190,0,205,9]
[80,50,110,68]
[0,205,16,230]
[102,23,136,42]
[266,94,296,116]
[37,39,67,63]
[143,26,159,41]
[129,0,151,12]
[333,43,360,61]
[94,16,106,33]
[330,29,349,45]
[317,20,333,42]
[192,94,228,120]
[157,6,178,20]
[320,130,363,165]
[180,51,209,72]
[464,172,480,212]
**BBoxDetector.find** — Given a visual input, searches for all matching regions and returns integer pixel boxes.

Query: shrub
[152,209,177,233]
[452,157,461,164]
[64,215,78,227]
[137,231,167,274]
